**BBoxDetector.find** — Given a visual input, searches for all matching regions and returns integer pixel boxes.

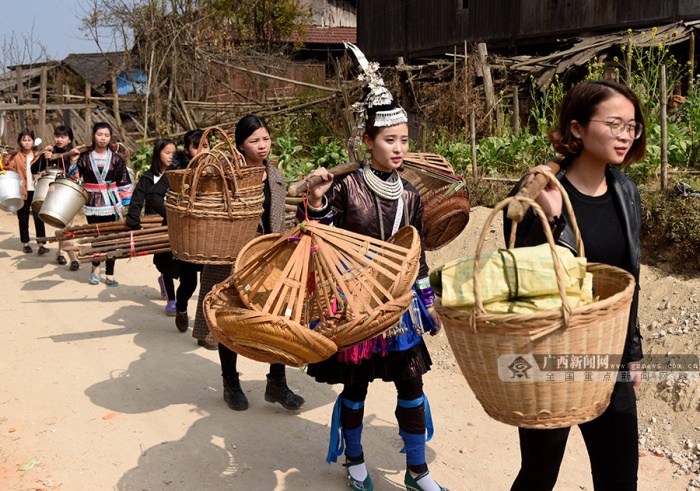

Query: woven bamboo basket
[422,183,471,251]
[165,128,265,264]
[401,153,470,251]
[203,222,421,366]
[204,279,338,367]
[434,179,636,429]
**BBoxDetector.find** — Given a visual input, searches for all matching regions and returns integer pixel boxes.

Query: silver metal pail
[31,169,61,212]
[0,170,24,212]
[39,178,88,228]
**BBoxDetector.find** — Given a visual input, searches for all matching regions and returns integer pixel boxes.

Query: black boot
[265,374,305,410]
[223,376,248,411]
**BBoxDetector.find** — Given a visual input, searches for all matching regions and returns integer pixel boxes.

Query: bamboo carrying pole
[287,162,361,197]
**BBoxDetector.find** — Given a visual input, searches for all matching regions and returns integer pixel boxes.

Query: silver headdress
[344,43,408,152]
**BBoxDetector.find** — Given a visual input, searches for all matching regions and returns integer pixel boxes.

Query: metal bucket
[31,169,61,212]
[0,170,24,212]
[39,178,88,228]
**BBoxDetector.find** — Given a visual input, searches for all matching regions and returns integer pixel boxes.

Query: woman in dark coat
[503,80,646,491]
[192,115,305,411]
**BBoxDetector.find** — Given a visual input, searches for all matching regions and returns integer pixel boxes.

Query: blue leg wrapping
[326,395,365,464]
[399,429,427,466]
[397,393,434,456]
[343,424,363,459]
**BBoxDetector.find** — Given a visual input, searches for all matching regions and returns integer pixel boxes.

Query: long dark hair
[234,115,270,155]
[150,139,176,176]
[549,80,646,165]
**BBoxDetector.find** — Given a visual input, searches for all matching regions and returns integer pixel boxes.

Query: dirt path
[0,208,683,490]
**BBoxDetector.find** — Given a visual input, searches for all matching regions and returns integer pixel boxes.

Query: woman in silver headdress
[299,44,449,491]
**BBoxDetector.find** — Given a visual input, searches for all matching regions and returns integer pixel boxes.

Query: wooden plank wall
[358,0,700,59]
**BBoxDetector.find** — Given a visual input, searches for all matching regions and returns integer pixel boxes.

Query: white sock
[414,471,441,491]
[347,461,367,482]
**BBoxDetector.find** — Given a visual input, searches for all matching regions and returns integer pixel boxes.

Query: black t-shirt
[261,177,271,234]
[561,176,627,269]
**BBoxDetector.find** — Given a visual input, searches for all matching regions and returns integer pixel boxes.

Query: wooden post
[660,64,668,191]
[109,64,125,142]
[420,122,427,152]
[470,109,477,176]
[63,84,72,129]
[39,66,47,140]
[16,67,25,129]
[477,43,497,133]
[690,32,695,88]
[513,87,520,134]
[453,45,457,80]
[84,82,92,143]
[464,40,470,168]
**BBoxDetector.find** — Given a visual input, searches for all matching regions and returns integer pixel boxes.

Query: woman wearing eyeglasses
[503,80,646,491]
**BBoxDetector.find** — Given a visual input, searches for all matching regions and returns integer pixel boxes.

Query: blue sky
[1,0,120,65]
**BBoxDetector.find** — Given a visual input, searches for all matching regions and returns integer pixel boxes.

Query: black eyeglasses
[588,118,643,140]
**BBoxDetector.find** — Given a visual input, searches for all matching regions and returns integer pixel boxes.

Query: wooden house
[357,0,700,60]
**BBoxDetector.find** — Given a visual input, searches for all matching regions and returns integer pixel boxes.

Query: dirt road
[0,208,679,490]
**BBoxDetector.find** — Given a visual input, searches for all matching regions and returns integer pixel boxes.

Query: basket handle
[472,171,584,340]
[200,126,246,178]
[187,156,235,219]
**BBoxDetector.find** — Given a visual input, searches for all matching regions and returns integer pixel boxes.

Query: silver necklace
[362,162,403,200]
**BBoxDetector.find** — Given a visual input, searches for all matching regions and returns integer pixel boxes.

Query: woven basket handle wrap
[507,169,584,256]
[200,126,244,177]
[506,160,562,222]
[472,171,584,339]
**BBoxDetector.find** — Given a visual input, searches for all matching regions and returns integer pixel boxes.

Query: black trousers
[87,215,117,275]
[17,191,46,245]
[511,381,638,491]
[218,343,284,380]
[176,262,201,313]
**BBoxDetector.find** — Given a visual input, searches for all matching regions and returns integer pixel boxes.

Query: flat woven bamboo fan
[204,222,422,366]
[434,176,635,429]
[165,127,265,264]
[401,153,470,251]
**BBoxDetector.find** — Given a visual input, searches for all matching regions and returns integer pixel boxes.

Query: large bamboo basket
[434,178,635,429]
[203,222,421,366]
[401,153,470,251]
[165,127,265,264]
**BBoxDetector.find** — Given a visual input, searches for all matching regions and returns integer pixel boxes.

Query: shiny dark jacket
[125,169,169,228]
[503,157,643,363]
[304,170,429,278]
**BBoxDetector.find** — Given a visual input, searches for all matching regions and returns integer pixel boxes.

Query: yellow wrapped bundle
[430,243,594,314]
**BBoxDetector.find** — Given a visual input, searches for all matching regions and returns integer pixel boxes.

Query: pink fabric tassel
[336,336,390,364]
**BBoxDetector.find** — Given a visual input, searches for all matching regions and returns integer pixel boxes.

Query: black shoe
[38,245,50,255]
[265,374,305,410]
[223,377,249,411]
[69,261,80,271]
[57,255,67,265]
[175,312,189,333]
[22,245,32,254]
